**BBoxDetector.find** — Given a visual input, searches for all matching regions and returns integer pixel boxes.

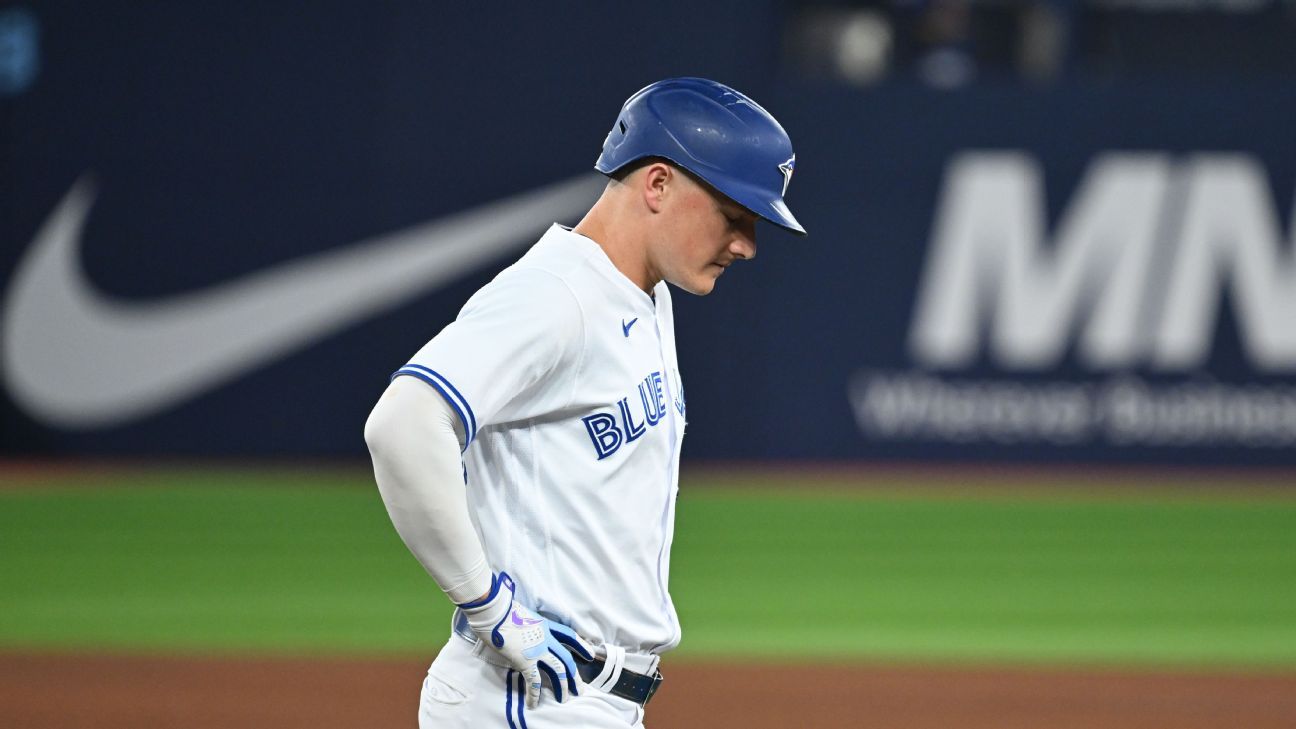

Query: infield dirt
[3,652,1294,728]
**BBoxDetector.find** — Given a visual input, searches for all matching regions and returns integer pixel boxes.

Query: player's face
[654,174,758,296]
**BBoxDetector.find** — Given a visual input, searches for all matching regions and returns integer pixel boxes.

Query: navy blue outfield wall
[3,4,1295,464]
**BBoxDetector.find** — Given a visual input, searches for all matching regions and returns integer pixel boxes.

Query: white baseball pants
[418,634,647,728]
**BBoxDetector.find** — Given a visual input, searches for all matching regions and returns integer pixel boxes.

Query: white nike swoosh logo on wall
[2,174,605,429]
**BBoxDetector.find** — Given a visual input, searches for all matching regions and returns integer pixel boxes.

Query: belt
[572,644,665,707]
[451,610,664,707]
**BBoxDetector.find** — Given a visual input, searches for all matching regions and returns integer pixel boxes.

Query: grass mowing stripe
[667,488,1296,668]
[0,482,448,654]
[1,474,1294,668]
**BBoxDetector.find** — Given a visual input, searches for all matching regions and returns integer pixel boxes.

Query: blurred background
[2,2,1295,728]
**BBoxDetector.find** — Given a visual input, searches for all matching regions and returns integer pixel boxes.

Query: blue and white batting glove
[458,572,593,708]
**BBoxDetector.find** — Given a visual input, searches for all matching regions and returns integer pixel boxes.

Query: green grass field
[2,467,1295,670]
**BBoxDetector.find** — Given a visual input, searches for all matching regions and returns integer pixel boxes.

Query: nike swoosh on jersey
[1,174,605,429]
[622,317,638,337]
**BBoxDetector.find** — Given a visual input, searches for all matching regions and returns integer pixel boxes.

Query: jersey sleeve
[393,268,583,450]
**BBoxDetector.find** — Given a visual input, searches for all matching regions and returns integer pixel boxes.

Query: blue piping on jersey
[391,365,478,448]
[399,364,477,436]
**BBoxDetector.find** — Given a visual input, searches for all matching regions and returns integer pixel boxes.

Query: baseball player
[364,77,804,728]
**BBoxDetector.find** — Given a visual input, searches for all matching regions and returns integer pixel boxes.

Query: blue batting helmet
[594,77,806,235]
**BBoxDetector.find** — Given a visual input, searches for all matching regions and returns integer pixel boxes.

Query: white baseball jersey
[394,224,686,655]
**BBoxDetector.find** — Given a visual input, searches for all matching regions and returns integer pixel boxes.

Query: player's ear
[642,162,672,213]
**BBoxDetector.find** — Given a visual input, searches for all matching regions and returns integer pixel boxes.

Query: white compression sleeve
[364,376,493,605]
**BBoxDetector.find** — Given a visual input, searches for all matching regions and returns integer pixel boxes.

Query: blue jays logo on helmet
[779,155,795,197]
[594,77,806,236]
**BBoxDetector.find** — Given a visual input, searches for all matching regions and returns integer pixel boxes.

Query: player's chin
[670,267,722,296]
[684,272,720,296]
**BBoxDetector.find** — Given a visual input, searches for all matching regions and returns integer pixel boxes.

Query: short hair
[606,156,741,213]
[607,156,664,183]
[607,157,709,191]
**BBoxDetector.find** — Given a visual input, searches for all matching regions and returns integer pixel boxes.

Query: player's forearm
[364,377,493,604]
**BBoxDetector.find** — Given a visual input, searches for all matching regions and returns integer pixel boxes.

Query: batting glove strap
[456,571,593,708]
[457,572,512,637]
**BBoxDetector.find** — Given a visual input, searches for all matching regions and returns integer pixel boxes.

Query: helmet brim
[752,195,806,236]
[596,157,807,236]
[704,171,806,236]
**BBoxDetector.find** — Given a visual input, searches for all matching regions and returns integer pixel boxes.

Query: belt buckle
[642,670,664,706]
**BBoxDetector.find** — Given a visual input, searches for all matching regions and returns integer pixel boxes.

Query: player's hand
[458,572,594,708]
